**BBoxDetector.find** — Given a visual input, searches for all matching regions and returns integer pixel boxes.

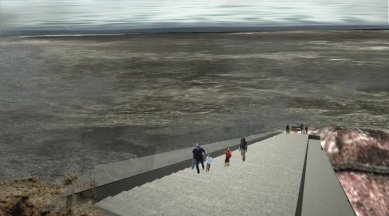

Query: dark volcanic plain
[0,30,388,183]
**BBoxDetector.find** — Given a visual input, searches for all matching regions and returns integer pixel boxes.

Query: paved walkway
[96,134,308,215]
[70,131,279,194]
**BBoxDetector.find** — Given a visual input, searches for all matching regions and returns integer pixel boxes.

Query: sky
[0,0,388,34]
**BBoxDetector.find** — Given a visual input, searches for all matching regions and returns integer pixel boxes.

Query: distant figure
[305,125,308,134]
[225,147,232,167]
[192,143,206,174]
[239,138,248,161]
[300,124,304,134]
[286,124,290,134]
[206,154,213,172]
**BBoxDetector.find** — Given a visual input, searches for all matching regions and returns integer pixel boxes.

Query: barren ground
[0,30,388,184]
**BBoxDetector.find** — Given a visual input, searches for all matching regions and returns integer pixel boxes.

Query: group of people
[285,124,308,134]
[191,138,248,174]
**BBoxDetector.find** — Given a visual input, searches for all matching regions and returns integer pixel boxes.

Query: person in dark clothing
[305,125,308,134]
[192,143,206,174]
[239,138,248,161]
[300,124,304,134]
[286,124,290,134]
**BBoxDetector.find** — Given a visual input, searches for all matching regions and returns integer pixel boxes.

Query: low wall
[301,138,356,216]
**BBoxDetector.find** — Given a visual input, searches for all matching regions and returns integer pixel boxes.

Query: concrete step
[142,178,195,196]
[96,192,158,216]
[107,192,159,216]
[114,205,157,216]
[95,196,116,211]
[112,186,142,200]
[126,187,177,212]
[136,183,216,214]
[141,174,235,208]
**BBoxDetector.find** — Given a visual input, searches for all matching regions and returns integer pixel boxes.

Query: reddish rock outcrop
[337,172,389,216]
[310,127,389,216]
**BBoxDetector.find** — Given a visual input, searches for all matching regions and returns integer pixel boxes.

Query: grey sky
[0,0,388,32]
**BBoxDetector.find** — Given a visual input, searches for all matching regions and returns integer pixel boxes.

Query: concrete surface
[301,139,356,216]
[95,133,308,215]
[71,131,280,195]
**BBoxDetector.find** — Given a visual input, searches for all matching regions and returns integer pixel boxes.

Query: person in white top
[206,154,213,172]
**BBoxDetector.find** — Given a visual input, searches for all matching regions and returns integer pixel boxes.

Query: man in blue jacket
[192,143,206,174]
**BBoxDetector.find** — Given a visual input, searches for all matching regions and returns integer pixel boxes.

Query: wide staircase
[95,133,355,216]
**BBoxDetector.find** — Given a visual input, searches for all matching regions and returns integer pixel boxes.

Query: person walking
[206,154,213,172]
[225,147,232,167]
[192,143,206,174]
[305,125,308,134]
[239,138,248,161]
[300,124,304,134]
[286,124,290,134]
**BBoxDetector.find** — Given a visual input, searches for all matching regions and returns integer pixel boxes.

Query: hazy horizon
[1,0,388,36]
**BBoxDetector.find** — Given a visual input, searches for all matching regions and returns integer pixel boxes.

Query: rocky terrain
[311,127,389,216]
[0,176,104,216]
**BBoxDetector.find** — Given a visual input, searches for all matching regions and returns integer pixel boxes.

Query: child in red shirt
[225,147,232,167]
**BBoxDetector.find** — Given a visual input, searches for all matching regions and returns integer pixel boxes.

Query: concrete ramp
[71,131,279,199]
[94,134,356,216]
[95,134,308,215]
[301,139,356,216]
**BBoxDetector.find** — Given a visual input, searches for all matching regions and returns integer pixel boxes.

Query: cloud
[1,0,387,32]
